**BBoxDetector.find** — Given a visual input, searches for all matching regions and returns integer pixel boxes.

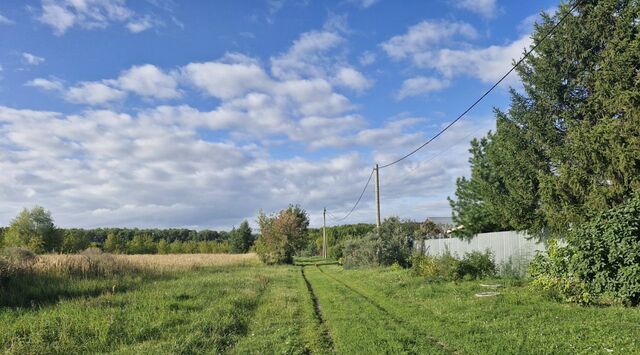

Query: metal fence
[419,230,546,264]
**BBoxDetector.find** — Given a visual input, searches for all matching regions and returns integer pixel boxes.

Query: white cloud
[182,61,271,99]
[118,64,180,99]
[334,67,373,92]
[36,0,162,35]
[0,105,494,228]
[352,0,380,9]
[397,76,449,99]
[0,13,14,25]
[454,0,498,19]
[382,19,530,86]
[126,15,161,33]
[25,78,64,91]
[359,51,376,66]
[271,30,344,79]
[22,52,45,65]
[65,81,127,105]
[419,35,531,84]
[381,20,477,60]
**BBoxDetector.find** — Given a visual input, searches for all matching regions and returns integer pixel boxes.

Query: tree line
[0,206,255,254]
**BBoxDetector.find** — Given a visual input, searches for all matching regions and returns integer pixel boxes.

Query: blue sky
[0,0,558,229]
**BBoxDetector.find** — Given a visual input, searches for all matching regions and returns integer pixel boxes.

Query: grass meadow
[1,254,639,354]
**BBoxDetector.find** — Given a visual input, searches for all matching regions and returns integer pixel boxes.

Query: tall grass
[0,248,258,307]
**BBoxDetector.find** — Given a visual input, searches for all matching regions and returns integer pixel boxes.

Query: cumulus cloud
[36,0,162,35]
[182,61,271,99]
[6,19,493,228]
[359,51,376,66]
[334,67,373,92]
[381,20,477,60]
[125,15,161,33]
[118,64,180,99]
[397,76,450,99]
[418,35,531,84]
[65,81,127,105]
[25,78,64,91]
[0,105,492,228]
[22,52,45,65]
[271,30,344,79]
[382,19,530,85]
[453,0,499,19]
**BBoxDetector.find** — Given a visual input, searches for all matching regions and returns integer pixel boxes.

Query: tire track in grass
[316,265,459,354]
[300,266,335,353]
[306,265,443,354]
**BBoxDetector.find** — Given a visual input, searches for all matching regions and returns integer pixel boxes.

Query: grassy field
[1,254,639,354]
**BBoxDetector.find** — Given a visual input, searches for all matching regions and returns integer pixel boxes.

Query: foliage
[412,249,496,281]
[229,220,254,253]
[255,205,310,264]
[457,250,496,280]
[60,229,92,253]
[342,217,413,268]
[499,254,532,281]
[531,195,640,305]
[342,237,378,269]
[411,252,460,281]
[3,206,60,253]
[450,0,640,238]
[126,234,157,254]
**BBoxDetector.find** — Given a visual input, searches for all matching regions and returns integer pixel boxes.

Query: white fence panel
[420,231,546,264]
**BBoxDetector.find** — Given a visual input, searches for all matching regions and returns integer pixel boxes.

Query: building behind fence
[420,230,546,264]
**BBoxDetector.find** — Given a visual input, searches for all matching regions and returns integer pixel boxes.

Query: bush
[458,250,496,280]
[530,194,640,305]
[411,252,459,281]
[499,254,531,281]
[342,238,378,269]
[255,206,310,265]
[411,249,496,281]
[342,217,413,269]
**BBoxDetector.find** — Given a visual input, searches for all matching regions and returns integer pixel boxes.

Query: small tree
[230,220,253,253]
[157,239,169,254]
[104,232,127,253]
[255,205,310,264]
[61,229,91,253]
[3,206,59,253]
[127,234,156,254]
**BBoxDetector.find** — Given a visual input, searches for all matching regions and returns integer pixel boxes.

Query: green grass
[312,264,640,354]
[1,257,639,354]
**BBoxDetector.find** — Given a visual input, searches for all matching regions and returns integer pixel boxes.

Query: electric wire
[326,0,581,223]
[330,167,375,221]
[377,0,581,169]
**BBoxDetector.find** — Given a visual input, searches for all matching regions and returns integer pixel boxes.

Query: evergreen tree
[450,0,640,237]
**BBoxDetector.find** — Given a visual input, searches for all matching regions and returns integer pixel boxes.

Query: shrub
[411,251,459,281]
[499,254,531,281]
[531,195,640,306]
[255,206,310,264]
[412,249,496,281]
[457,250,496,280]
[341,217,413,268]
[342,238,378,269]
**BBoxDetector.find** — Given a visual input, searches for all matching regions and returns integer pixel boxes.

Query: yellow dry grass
[4,252,260,279]
[113,253,260,270]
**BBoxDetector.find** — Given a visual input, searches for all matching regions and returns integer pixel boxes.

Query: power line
[378,0,581,169]
[330,167,375,221]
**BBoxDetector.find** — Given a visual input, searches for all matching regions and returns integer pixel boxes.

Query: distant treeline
[0,207,255,254]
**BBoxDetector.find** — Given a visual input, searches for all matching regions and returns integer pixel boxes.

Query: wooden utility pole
[322,208,327,259]
[374,164,381,230]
